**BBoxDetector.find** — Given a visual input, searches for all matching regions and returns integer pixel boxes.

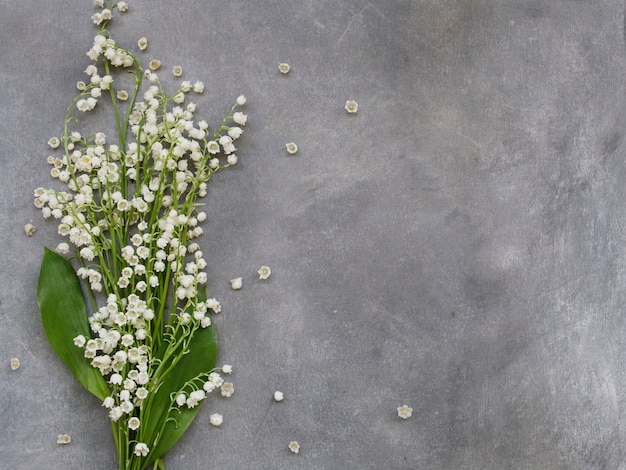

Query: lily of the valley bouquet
[35,2,246,469]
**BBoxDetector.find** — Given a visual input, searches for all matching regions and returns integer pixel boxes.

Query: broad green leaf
[36,247,110,401]
[142,287,218,468]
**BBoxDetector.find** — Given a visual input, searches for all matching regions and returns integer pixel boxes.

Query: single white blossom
[176,393,187,407]
[222,364,233,374]
[345,99,359,114]
[286,142,298,155]
[228,127,243,140]
[24,223,36,237]
[48,137,60,149]
[10,358,20,371]
[117,1,128,12]
[134,443,149,457]
[128,417,141,430]
[233,112,247,126]
[278,63,291,74]
[288,441,300,454]
[172,65,183,77]
[117,90,129,101]
[397,405,413,419]
[149,59,161,71]
[209,413,223,427]
[57,434,71,445]
[273,391,284,402]
[236,94,246,105]
[102,396,115,409]
[193,81,205,93]
[209,372,224,387]
[137,37,148,50]
[56,242,70,254]
[73,335,86,347]
[258,265,271,280]
[220,382,234,398]
[229,277,243,290]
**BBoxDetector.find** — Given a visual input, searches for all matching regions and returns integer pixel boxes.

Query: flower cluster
[35,2,245,468]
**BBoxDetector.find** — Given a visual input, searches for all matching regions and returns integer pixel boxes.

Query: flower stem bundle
[35,2,244,469]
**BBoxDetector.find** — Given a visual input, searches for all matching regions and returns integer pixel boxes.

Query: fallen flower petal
[24,223,36,237]
[258,265,271,280]
[397,405,413,419]
[57,434,71,445]
[230,277,243,290]
[345,99,359,114]
[286,142,298,155]
[210,413,223,427]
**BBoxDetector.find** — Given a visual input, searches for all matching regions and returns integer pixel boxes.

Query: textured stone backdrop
[2,1,626,469]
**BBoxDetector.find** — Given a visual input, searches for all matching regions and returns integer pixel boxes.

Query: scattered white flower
[24,223,36,237]
[230,277,243,290]
[134,443,149,457]
[227,154,238,165]
[48,137,60,149]
[117,1,128,12]
[397,405,413,419]
[149,59,161,71]
[10,358,20,371]
[209,413,223,427]
[172,65,183,77]
[57,434,71,445]
[286,142,298,155]
[117,90,129,101]
[137,37,148,50]
[222,364,233,374]
[193,81,205,93]
[273,391,284,402]
[236,94,246,105]
[278,63,291,74]
[345,99,359,114]
[221,382,234,397]
[258,265,271,280]
[288,441,300,454]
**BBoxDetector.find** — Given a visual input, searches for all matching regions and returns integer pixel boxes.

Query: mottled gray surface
[2,0,626,469]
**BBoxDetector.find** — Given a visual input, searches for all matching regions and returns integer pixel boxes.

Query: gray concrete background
[2,0,626,468]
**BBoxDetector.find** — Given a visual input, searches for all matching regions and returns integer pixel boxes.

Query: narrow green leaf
[36,247,110,401]
[142,287,218,468]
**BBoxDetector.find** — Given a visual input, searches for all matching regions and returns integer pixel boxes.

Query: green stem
[152,458,166,470]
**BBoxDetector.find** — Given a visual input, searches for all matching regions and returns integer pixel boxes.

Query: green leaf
[36,247,110,401]
[142,287,218,468]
